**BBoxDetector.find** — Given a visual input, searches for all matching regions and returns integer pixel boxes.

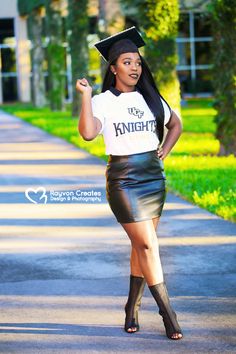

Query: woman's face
[111,52,142,91]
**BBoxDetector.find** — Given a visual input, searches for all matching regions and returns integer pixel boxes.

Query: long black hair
[101,55,171,144]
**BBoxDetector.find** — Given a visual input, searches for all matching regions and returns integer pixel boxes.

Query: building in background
[177,0,212,95]
[0,0,212,103]
[0,0,30,103]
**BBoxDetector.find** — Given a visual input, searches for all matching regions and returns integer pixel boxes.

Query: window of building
[178,13,190,38]
[194,13,211,37]
[177,11,213,95]
[177,42,191,66]
[0,18,18,102]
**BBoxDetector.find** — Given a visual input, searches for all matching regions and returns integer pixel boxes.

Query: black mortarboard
[94,26,145,63]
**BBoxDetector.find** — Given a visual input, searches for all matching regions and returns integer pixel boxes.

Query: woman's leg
[125,217,161,333]
[122,219,164,286]
[130,217,160,276]
[122,219,182,339]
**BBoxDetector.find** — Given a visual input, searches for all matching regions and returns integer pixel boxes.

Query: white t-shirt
[91,88,171,155]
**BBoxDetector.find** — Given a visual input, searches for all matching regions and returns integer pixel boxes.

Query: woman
[76,27,183,340]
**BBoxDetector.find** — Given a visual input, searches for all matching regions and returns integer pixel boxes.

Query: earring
[114,72,117,75]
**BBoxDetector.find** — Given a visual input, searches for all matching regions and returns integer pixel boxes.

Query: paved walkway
[0,110,235,354]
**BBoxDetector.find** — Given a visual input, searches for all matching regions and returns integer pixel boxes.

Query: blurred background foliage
[1,0,235,221]
[14,0,236,156]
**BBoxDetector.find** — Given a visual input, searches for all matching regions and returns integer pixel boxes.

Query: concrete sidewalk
[0,110,235,354]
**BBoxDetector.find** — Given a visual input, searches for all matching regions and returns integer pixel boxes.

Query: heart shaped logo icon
[25,187,48,204]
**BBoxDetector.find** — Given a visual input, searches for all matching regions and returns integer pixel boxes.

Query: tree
[45,0,65,111]
[210,0,236,155]
[98,0,125,79]
[67,0,89,117]
[121,0,180,113]
[18,0,45,15]
[27,7,46,107]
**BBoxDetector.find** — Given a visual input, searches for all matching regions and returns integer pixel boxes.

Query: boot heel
[149,282,183,340]
[124,275,146,333]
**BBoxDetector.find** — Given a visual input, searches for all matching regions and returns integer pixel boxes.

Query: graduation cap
[94,26,145,63]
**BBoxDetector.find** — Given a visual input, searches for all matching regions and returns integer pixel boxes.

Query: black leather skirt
[106,150,166,223]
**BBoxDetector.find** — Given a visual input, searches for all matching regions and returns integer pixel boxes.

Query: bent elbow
[78,128,96,141]
[174,119,183,139]
[83,135,95,141]
[179,119,183,133]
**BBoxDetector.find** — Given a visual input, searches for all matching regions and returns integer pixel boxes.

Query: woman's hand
[157,111,182,160]
[77,77,101,141]
[156,146,168,160]
[76,78,92,94]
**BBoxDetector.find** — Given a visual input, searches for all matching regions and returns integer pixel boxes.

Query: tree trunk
[98,0,125,78]
[28,7,46,107]
[45,0,65,111]
[67,0,89,117]
[98,0,108,79]
[211,0,236,156]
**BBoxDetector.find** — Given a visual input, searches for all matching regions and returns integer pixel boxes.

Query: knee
[135,241,153,253]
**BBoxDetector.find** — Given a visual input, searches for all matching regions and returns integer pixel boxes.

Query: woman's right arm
[76,78,102,141]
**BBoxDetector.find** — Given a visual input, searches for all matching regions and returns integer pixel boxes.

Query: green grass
[1,98,236,222]
[172,132,219,156]
[164,155,236,222]
[166,98,236,222]
[181,98,216,133]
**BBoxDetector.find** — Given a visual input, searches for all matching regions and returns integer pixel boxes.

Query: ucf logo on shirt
[128,107,144,119]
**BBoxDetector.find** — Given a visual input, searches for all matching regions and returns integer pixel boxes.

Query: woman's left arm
[157,110,182,160]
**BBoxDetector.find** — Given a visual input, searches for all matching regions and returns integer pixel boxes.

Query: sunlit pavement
[0,110,235,354]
